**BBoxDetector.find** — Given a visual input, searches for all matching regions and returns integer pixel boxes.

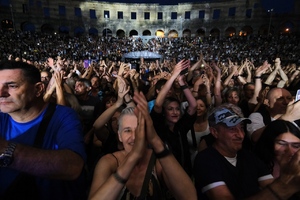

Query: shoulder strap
[3,103,57,199]
[138,152,156,200]
[191,126,197,150]
[34,103,57,148]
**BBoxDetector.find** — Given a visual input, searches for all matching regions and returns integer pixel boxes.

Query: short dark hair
[77,78,91,88]
[0,60,41,84]
[41,70,52,79]
[243,82,254,91]
[155,79,167,96]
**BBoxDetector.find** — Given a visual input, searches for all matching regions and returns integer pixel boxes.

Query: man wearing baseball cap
[193,106,274,199]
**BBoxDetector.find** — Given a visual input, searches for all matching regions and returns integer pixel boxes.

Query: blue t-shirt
[0,104,87,200]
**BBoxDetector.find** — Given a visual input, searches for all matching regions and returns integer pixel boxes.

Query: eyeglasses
[275,140,300,149]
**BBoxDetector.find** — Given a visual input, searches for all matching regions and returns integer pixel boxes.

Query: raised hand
[133,91,159,145]
[131,107,146,159]
[116,76,130,106]
[256,61,270,76]
[172,59,190,78]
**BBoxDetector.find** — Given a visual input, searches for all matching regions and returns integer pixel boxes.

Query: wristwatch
[0,142,17,167]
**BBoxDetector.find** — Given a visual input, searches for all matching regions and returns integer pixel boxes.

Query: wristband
[113,171,127,184]
[254,76,261,79]
[266,185,282,200]
[180,85,188,90]
[123,96,133,104]
[155,143,171,159]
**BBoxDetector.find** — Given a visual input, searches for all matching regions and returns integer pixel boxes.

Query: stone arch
[21,21,35,32]
[129,30,138,36]
[240,26,253,37]
[196,28,205,37]
[183,29,191,37]
[1,19,13,31]
[41,24,54,34]
[74,26,85,37]
[143,30,151,36]
[225,27,236,37]
[116,29,125,38]
[59,26,69,34]
[89,27,98,36]
[279,21,294,34]
[103,28,112,37]
[168,30,178,38]
[155,29,164,37]
[209,28,220,39]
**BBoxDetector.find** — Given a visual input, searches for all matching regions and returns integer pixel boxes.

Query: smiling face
[274,132,300,166]
[211,123,245,157]
[118,114,137,153]
[196,99,207,117]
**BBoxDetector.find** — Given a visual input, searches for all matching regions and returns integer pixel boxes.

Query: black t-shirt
[151,109,196,176]
[194,147,272,200]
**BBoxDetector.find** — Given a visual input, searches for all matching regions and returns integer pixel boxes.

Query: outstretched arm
[93,76,129,132]
[133,91,197,200]
[154,59,189,113]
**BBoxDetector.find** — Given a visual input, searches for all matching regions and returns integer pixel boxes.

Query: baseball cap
[208,108,251,127]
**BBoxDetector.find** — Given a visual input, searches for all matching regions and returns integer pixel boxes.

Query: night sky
[96,0,295,13]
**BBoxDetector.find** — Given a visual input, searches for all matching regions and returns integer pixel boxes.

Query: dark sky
[96,0,295,13]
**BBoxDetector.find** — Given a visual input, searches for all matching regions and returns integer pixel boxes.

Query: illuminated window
[104,10,110,18]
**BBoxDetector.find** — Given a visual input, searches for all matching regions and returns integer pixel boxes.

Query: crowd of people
[1,30,300,200]
[1,30,300,66]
